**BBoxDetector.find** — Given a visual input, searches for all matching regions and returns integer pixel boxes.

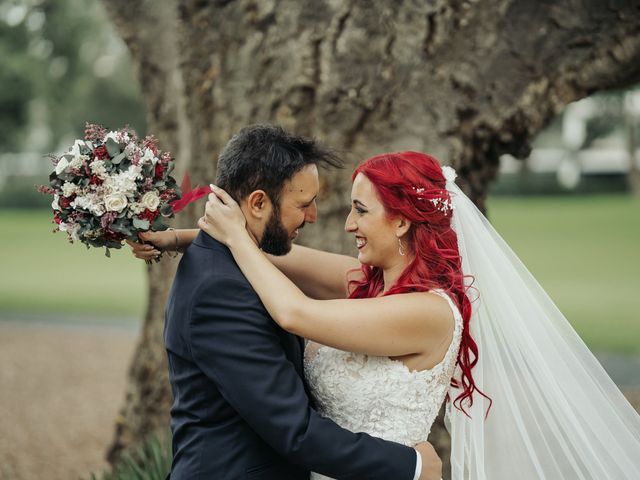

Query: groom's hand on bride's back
[415,442,443,480]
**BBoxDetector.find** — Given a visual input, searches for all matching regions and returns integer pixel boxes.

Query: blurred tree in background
[0,0,146,155]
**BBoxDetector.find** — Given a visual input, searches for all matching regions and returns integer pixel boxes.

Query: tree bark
[102,0,640,474]
[100,0,191,464]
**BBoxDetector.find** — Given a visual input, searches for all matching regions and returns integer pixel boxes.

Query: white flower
[62,182,81,197]
[52,194,60,211]
[104,193,128,213]
[59,221,80,241]
[141,148,158,165]
[104,130,130,144]
[124,143,139,160]
[103,168,139,196]
[128,202,145,215]
[140,191,160,211]
[127,164,143,179]
[72,194,105,216]
[67,154,89,171]
[55,157,69,175]
[90,160,108,179]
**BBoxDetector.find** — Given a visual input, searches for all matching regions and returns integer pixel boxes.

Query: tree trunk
[102,0,640,473]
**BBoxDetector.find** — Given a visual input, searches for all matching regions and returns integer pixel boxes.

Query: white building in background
[0,152,49,190]
[500,92,640,191]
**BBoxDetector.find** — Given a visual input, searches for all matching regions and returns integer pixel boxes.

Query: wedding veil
[441,167,640,479]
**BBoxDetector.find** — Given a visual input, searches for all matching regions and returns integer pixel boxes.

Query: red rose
[154,162,165,179]
[139,209,160,222]
[103,230,125,242]
[89,175,103,185]
[93,145,109,160]
[53,213,61,224]
[59,197,71,209]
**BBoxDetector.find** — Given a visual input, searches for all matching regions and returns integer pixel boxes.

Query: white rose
[104,193,128,212]
[52,194,60,210]
[55,158,69,175]
[140,191,160,211]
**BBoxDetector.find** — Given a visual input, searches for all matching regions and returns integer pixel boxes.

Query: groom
[164,124,442,479]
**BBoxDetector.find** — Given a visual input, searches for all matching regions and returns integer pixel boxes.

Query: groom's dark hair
[215,124,342,205]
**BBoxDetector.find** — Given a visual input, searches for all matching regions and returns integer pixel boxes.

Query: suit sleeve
[189,276,417,480]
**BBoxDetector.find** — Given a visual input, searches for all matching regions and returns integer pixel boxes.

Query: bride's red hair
[348,151,489,415]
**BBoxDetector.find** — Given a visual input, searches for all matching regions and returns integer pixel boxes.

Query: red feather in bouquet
[169,171,212,214]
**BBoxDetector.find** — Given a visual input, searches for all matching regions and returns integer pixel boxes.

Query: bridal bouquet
[38,123,182,256]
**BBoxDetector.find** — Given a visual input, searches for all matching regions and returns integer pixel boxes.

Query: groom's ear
[245,189,272,219]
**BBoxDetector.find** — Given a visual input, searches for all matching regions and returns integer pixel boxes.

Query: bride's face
[345,173,404,268]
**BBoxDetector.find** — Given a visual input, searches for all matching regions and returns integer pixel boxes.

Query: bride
[132,151,640,479]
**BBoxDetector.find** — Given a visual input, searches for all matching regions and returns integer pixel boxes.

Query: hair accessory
[411,186,426,201]
[430,197,455,214]
[411,185,454,214]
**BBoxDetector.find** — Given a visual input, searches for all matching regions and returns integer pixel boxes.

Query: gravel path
[0,320,137,480]
[0,319,638,480]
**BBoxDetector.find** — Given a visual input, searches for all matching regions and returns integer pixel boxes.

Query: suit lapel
[297,335,305,361]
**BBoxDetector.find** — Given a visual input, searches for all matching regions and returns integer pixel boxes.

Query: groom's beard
[260,205,294,256]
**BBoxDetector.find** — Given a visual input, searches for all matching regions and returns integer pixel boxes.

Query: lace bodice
[305,290,463,479]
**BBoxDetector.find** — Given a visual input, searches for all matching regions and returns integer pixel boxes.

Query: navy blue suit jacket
[164,231,416,479]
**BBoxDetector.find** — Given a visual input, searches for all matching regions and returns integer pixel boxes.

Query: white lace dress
[304,290,463,480]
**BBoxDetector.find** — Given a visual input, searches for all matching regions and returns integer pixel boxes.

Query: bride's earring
[398,237,405,256]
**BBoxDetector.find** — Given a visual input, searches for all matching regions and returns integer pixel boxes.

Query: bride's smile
[345,173,412,277]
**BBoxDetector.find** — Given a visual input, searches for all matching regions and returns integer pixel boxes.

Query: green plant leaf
[151,217,167,231]
[160,204,173,216]
[105,138,121,157]
[133,217,150,230]
[111,152,126,164]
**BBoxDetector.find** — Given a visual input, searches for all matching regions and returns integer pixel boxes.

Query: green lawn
[1,195,638,353]
[486,194,640,354]
[0,209,146,319]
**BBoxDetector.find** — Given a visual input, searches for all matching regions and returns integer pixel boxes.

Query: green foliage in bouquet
[87,432,171,480]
